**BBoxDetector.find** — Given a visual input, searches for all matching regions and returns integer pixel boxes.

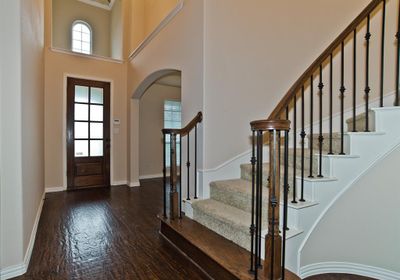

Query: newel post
[250,119,290,280]
[169,132,179,219]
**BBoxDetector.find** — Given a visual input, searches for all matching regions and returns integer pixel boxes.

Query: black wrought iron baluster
[257,131,263,269]
[380,0,386,107]
[365,15,371,132]
[179,134,182,218]
[353,30,357,132]
[194,125,198,199]
[318,65,324,178]
[309,75,314,178]
[186,133,191,200]
[396,0,400,106]
[281,129,289,280]
[340,42,346,155]
[292,96,297,203]
[300,86,306,202]
[163,133,167,218]
[249,130,256,274]
[329,54,334,154]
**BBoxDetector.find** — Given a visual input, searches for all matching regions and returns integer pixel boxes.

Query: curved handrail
[268,0,383,121]
[162,111,202,136]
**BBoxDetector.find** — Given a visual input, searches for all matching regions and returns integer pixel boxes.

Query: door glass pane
[90,105,103,121]
[90,140,103,156]
[91,88,104,104]
[90,123,103,139]
[75,104,89,120]
[75,86,89,103]
[75,140,88,157]
[75,122,88,139]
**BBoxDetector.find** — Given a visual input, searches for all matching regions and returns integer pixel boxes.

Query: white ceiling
[77,0,116,11]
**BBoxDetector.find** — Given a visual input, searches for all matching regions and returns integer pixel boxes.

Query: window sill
[49,47,124,64]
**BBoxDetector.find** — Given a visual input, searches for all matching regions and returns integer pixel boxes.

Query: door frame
[62,73,115,190]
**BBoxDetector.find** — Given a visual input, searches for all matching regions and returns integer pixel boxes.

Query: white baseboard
[0,192,45,280]
[129,181,140,188]
[111,180,128,186]
[45,186,66,193]
[300,262,400,280]
[139,173,163,180]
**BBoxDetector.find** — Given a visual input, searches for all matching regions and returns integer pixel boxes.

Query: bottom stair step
[159,216,300,280]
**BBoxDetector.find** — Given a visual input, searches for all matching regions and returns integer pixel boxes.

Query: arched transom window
[72,21,92,54]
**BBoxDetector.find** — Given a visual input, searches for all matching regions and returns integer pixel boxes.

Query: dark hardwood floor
[14,178,376,280]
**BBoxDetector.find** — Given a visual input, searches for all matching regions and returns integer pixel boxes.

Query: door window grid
[164,100,181,167]
[74,86,104,157]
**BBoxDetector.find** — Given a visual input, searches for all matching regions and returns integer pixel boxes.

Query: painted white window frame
[71,20,93,55]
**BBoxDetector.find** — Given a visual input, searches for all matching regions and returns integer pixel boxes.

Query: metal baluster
[257,131,263,269]
[309,75,314,178]
[380,0,386,107]
[396,0,400,106]
[318,65,324,178]
[163,133,167,218]
[329,54,334,154]
[249,130,256,274]
[179,134,182,219]
[281,129,289,280]
[270,129,278,280]
[186,134,191,200]
[194,125,198,199]
[292,96,297,204]
[300,86,306,202]
[340,42,346,155]
[353,30,357,132]
[365,15,371,132]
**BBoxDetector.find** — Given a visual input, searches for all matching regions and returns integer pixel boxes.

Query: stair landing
[159,215,300,280]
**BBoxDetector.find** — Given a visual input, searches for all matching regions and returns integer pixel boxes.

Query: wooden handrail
[162,112,203,136]
[268,0,384,120]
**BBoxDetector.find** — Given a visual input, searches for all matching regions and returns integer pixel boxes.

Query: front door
[67,77,111,190]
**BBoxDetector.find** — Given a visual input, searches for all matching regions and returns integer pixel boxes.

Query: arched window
[72,21,92,54]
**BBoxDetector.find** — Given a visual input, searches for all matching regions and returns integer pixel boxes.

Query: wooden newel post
[250,119,290,280]
[170,133,179,219]
[265,120,290,280]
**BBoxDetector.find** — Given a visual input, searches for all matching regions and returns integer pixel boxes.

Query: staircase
[159,0,400,279]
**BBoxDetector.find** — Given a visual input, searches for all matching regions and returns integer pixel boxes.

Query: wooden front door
[67,77,111,190]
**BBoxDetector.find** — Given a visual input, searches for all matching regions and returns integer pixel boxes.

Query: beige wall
[203,0,371,168]
[21,0,45,256]
[111,0,123,59]
[44,0,129,189]
[128,0,180,53]
[0,0,45,271]
[301,144,400,273]
[52,0,111,57]
[139,84,181,177]
[128,0,204,186]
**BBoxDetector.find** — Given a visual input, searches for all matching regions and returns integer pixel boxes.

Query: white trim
[128,1,184,60]
[50,47,123,64]
[139,173,164,180]
[199,149,251,173]
[77,0,116,11]
[300,262,400,280]
[62,74,115,190]
[297,138,400,272]
[111,180,128,186]
[0,193,45,280]
[129,181,140,188]
[45,186,66,193]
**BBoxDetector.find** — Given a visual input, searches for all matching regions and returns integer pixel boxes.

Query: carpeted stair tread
[210,179,268,213]
[192,199,267,250]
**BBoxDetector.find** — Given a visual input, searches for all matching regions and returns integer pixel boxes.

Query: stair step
[308,132,343,155]
[210,179,268,213]
[192,199,266,250]
[346,110,375,132]
[160,216,300,280]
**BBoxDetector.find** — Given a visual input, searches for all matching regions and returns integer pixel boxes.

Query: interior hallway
[13,180,374,280]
